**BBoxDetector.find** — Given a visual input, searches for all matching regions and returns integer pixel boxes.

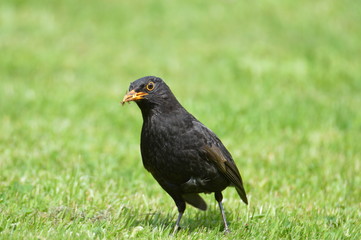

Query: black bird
[121,76,248,233]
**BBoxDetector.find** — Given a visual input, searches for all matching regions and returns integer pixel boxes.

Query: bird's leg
[172,200,186,235]
[172,211,183,235]
[215,192,230,233]
[218,201,230,233]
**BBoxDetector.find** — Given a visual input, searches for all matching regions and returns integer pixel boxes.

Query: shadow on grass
[128,206,243,234]
[40,202,248,235]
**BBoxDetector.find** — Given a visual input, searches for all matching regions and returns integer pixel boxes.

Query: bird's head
[121,76,180,112]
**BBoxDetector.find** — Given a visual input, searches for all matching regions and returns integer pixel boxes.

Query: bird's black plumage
[122,76,248,233]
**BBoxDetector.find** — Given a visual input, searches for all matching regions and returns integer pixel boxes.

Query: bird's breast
[140,117,203,183]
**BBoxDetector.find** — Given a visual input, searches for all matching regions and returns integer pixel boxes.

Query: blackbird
[121,76,248,233]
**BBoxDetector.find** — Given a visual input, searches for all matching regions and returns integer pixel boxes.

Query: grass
[1,0,360,239]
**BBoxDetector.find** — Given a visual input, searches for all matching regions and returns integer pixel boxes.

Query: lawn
[0,0,360,239]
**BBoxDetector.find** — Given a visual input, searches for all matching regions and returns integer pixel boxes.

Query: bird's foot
[171,225,181,236]
[224,227,231,235]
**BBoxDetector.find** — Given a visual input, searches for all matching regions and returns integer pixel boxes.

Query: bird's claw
[171,225,181,236]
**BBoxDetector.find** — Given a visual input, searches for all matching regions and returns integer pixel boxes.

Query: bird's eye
[146,82,155,91]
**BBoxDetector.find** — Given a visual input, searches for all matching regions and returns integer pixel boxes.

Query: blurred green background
[1,0,360,239]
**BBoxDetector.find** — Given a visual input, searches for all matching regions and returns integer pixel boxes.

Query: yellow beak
[121,90,148,105]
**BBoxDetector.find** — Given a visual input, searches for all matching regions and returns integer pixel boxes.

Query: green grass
[1,0,361,239]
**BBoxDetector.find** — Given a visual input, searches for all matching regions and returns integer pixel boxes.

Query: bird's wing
[202,145,248,204]
[192,121,248,204]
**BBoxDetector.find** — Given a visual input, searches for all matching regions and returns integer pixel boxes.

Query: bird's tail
[182,193,207,211]
[236,186,248,205]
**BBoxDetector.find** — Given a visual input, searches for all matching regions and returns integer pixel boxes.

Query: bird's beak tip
[121,90,148,105]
